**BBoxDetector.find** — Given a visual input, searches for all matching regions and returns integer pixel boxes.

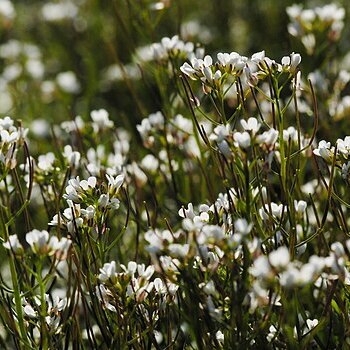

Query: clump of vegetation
[1,1,350,348]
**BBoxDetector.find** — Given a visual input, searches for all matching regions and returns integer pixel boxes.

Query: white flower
[336,136,350,155]
[168,243,190,258]
[234,218,252,236]
[294,200,307,215]
[108,198,120,209]
[256,128,279,146]
[56,71,80,94]
[178,202,196,219]
[96,285,117,313]
[30,119,50,138]
[3,234,23,254]
[234,131,251,149]
[91,109,113,132]
[180,62,196,78]
[55,237,72,259]
[61,115,85,133]
[98,194,109,208]
[23,304,37,318]
[281,53,301,72]
[279,266,300,287]
[241,117,261,135]
[305,319,319,332]
[141,154,159,172]
[270,203,285,218]
[211,125,230,142]
[106,173,124,193]
[313,140,333,162]
[251,50,265,64]
[269,246,290,270]
[0,0,15,20]
[64,176,97,202]
[63,145,81,168]
[26,59,44,80]
[99,261,117,282]
[283,126,298,142]
[122,261,138,276]
[201,280,217,296]
[42,2,78,22]
[216,330,224,344]
[217,51,247,72]
[137,263,155,280]
[266,325,277,342]
[145,229,174,253]
[259,203,285,220]
[25,229,59,255]
[81,205,95,219]
[250,255,271,278]
[37,152,55,172]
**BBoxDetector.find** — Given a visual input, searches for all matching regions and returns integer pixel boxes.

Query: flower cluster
[50,173,124,234]
[97,260,178,320]
[3,229,71,258]
[137,35,204,63]
[180,50,301,94]
[0,116,28,169]
[287,4,345,54]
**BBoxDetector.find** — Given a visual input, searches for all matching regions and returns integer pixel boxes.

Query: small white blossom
[56,71,80,94]
[3,234,23,254]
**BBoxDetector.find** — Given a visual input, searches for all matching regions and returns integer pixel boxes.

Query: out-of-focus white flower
[269,246,290,270]
[41,80,56,103]
[90,109,113,132]
[30,119,50,138]
[61,115,85,133]
[42,1,78,22]
[287,3,345,52]
[342,162,350,179]
[0,0,15,20]
[145,229,175,253]
[256,128,279,147]
[56,71,80,94]
[181,20,212,44]
[250,255,271,279]
[294,200,307,216]
[3,234,23,254]
[26,59,45,80]
[234,218,252,236]
[63,145,81,168]
[168,243,190,258]
[3,63,22,82]
[37,152,55,172]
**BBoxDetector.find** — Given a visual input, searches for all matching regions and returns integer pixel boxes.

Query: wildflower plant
[2,0,350,349]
